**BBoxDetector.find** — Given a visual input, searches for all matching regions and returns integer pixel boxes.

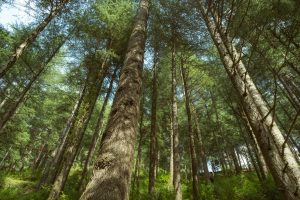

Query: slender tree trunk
[47,55,109,200]
[278,74,300,109]
[0,0,70,78]
[180,63,199,199]
[38,82,86,189]
[236,149,243,170]
[230,101,268,180]
[78,67,117,192]
[80,1,149,199]
[210,92,229,175]
[244,135,263,181]
[0,146,12,168]
[0,36,67,132]
[33,143,48,171]
[0,67,43,131]
[197,2,300,199]
[229,147,242,174]
[240,109,268,179]
[132,93,145,197]
[149,52,158,195]
[171,38,182,200]
[169,114,174,189]
[191,103,210,181]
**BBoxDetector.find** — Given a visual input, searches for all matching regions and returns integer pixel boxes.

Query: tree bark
[78,67,117,192]
[196,2,300,199]
[180,63,199,199]
[79,1,149,199]
[131,93,145,197]
[171,38,182,200]
[0,0,70,78]
[168,113,174,189]
[47,54,110,200]
[149,52,158,195]
[191,103,210,181]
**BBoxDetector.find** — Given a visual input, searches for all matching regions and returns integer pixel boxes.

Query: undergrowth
[0,169,281,200]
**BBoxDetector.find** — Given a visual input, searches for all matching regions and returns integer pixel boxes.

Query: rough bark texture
[149,52,158,195]
[171,41,182,200]
[0,0,70,78]
[196,1,300,199]
[180,64,199,199]
[79,1,149,199]
[78,68,117,192]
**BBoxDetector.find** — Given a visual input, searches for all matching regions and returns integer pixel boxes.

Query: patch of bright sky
[0,0,34,30]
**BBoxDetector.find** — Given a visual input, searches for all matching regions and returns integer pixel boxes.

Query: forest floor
[0,169,282,200]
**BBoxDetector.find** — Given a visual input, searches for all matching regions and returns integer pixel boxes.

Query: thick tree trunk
[78,67,117,192]
[197,2,300,199]
[171,39,182,200]
[149,52,158,195]
[0,0,70,78]
[180,64,199,199]
[79,1,149,199]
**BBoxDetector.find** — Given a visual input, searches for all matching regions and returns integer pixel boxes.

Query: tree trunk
[0,36,67,132]
[240,109,268,180]
[38,82,86,189]
[0,146,12,168]
[131,93,145,197]
[149,52,158,195]
[169,114,174,189]
[33,143,48,171]
[171,38,182,200]
[229,147,242,174]
[180,63,199,199]
[197,2,300,199]
[79,1,149,199]
[0,0,70,78]
[47,54,109,199]
[78,67,117,192]
[0,67,44,131]
[191,103,210,181]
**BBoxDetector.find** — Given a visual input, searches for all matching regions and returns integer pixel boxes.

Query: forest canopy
[0,0,299,200]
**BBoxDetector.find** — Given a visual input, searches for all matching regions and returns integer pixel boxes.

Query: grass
[0,169,281,200]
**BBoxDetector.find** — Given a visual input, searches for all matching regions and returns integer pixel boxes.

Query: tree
[195,1,300,199]
[0,0,70,78]
[80,0,150,199]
